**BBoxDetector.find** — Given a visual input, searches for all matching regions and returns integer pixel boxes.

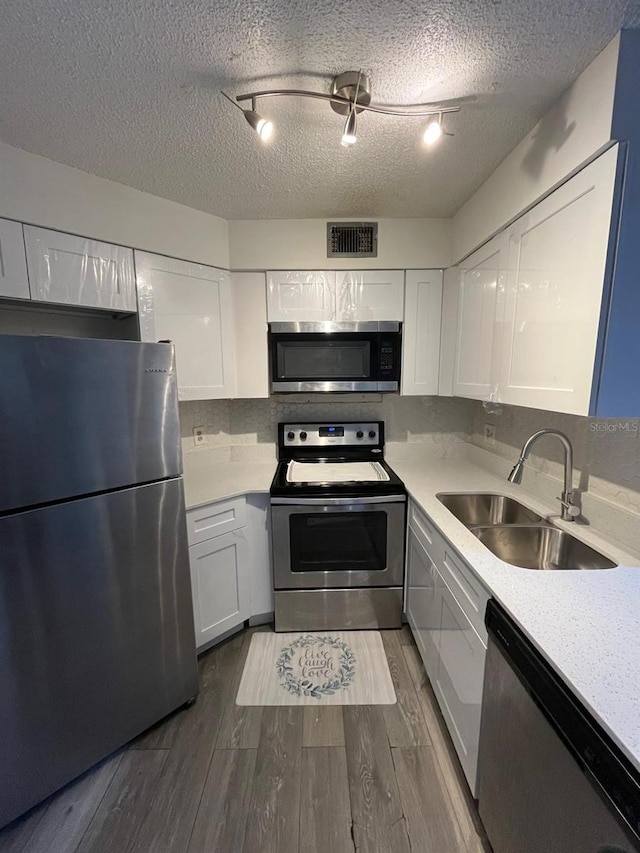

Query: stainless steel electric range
[270,421,407,631]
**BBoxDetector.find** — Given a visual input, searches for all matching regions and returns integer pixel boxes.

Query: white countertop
[387,454,640,774]
[182,451,640,772]
[183,459,275,509]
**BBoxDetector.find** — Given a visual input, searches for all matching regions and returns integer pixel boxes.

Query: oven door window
[275,338,371,380]
[289,511,386,573]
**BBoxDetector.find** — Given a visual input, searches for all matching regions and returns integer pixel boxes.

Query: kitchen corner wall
[179,396,473,463]
[468,401,640,552]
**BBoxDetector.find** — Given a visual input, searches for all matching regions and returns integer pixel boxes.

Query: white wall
[0,142,229,268]
[452,34,620,262]
[229,218,452,270]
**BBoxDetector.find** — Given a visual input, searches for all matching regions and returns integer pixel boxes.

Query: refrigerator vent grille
[327,222,378,258]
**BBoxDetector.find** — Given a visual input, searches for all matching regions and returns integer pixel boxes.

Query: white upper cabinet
[136,251,235,401]
[267,271,336,321]
[266,269,404,322]
[498,146,619,415]
[452,233,507,400]
[335,270,405,321]
[24,226,136,312]
[401,270,442,396]
[0,219,29,301]
[231,272,269,398]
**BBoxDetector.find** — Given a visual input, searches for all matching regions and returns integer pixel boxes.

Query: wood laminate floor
[0,626,491,853]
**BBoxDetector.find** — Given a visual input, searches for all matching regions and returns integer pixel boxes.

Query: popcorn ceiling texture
[1,0,640,219]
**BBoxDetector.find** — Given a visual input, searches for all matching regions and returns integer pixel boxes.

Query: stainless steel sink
[471,524,617,571]
[436,492,543,526]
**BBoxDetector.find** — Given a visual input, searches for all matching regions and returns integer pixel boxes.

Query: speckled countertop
[183,459,275,509]
[386,454,640,774]
[182,451,640,772]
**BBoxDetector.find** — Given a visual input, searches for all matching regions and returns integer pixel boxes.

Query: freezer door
[0,335,182,512]
[0,478,198,828]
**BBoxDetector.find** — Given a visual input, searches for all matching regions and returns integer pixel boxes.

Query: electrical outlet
[484,423,496,445]
[192,426,208,446]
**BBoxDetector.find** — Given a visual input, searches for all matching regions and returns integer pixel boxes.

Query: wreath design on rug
[275,634,356,699]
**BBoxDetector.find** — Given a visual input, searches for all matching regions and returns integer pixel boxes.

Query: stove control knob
[369,430,376,439]
[300,431,307,441]
[356,430,364,439]
[287,431,295,440]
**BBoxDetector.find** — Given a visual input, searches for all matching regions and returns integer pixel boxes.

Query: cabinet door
[24,225,136,311]
[231,272,269,398]
[432,581,487,795]
[452,233,507,400]
[406,528,442,679]
[0,219,29,300]
[499,146,619,415]
[401,270,443,395]
[335,270,405,320]
[189,529,251,649]
[266,271,336,321]
[136,251,235,401]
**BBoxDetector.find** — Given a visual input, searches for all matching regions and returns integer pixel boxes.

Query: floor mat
[236,630,397,706]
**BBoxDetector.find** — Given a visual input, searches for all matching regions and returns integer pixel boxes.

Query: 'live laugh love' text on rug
[236,631,396,706]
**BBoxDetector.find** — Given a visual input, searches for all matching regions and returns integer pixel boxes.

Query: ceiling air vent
[327,222,378,258]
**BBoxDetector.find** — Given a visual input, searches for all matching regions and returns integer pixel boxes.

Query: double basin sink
[436,493,617,571]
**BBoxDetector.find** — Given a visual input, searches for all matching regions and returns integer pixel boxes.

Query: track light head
[423,116,443,146]
[341,110,357,147]
[244,109,274,142]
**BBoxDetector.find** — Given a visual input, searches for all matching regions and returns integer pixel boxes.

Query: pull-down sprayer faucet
[508,429,581,521]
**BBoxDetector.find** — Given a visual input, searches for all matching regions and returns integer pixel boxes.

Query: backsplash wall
[179,396,473,463]
[469,400,640,550]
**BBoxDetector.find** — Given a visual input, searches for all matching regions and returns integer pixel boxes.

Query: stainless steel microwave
[268,321,402,393]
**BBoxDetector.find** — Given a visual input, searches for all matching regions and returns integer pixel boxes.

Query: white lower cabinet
[406,500,489,795]
[186,494,272,651]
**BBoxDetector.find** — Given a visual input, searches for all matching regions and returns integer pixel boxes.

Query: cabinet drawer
[441,547,490,642]
[433,581,487,794]
[186,496,247,545]
[406,528,440,679]
[408,501,442,563]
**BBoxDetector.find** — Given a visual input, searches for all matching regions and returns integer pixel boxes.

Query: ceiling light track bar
[234,89,461,117]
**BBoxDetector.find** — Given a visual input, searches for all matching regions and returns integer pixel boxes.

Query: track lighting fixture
[222,71,470,148]
[423,115,443,146]
[221,91,274,143]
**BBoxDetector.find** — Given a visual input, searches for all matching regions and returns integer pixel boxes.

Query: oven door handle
[270,495,406,506]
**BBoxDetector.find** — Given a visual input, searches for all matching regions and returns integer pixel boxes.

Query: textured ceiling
[1,0,640,219]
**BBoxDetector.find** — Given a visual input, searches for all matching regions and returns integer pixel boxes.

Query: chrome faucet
[507,429,581,521]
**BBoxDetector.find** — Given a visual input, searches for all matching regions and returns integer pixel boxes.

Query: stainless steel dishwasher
[478,600,640,853]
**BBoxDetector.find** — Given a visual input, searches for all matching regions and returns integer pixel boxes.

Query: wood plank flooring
[0,627,491,853]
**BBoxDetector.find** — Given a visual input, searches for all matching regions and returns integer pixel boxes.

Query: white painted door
[266,271,336,321]
[188,529,251,650]
[232,272,269,398]
[24,225,136,311]
[136,251,235,401]
[335,270,405,320]
[401,270,443,395]
[452,232,507,400]
[406,528,442,679]
[498,146,620,415]
[0,219,29,300]
[432,580,487,795]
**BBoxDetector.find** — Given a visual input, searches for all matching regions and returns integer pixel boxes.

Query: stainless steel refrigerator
[0,335,199,829]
